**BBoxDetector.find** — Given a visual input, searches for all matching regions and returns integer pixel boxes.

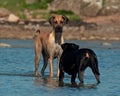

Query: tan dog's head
[49,15,68,44]
[49,15,68,31]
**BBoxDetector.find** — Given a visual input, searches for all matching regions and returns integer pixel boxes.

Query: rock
[80,0,102,16]
[0,43,11,47]
[48,0,82,15]
[26,0,36,4]
[49,0,120,16]
[100,0,120,15]
[102,42,111,46]
[0,8,10,17]
[49,0,102,16]
[8,14,19,22]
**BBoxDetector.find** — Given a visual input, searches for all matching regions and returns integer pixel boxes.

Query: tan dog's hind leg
[34,38,41,77]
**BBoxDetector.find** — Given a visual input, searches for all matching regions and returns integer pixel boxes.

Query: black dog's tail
[85,52,90,58]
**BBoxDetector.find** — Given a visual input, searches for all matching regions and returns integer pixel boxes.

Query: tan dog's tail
[35,24,40,34]
[36,29,40,34]
[34,29,40,39]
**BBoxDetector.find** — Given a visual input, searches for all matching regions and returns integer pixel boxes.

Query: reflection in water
[34,76,59,89]
[34,76,98,89]
[0,72,98,89]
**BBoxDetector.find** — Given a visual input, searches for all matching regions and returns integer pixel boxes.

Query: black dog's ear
[61,44,66,50]
[72,44,79,49]
[49,16,55,25]
[61,43,70,50]
[62,15,69,24]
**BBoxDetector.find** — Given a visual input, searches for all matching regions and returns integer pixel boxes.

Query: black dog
[59,43,100,85]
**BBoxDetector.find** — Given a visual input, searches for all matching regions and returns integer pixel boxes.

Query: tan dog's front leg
[49,57,53,77]
[57,57,60,77]
[57,49,63,77]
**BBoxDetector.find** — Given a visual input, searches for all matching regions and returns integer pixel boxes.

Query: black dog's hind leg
[78,57,88,84]
[78,71,84,84]
[90,57,100,84]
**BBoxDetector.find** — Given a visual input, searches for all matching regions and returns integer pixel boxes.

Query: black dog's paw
[59,81,64,87]
[78,82,84,87]
[71,82,78,87]
[97,80,100,85]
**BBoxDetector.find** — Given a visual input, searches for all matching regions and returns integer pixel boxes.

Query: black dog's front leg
[59,69,64,86]
[71,73,77,85]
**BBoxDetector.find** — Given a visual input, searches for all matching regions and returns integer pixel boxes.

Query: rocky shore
[0,13,120,41]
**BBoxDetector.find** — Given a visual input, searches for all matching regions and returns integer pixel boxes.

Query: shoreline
[0,14,120,41]
[0,25,119,41]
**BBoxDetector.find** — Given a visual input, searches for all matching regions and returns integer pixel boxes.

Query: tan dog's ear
[62,15,69,24]
[49,16,55,25]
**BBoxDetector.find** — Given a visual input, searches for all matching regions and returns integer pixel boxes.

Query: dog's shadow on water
[34,75,98,89]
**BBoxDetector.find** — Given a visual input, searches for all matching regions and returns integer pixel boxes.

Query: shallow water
[0,39,120,96]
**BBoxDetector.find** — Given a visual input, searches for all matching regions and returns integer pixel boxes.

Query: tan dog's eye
[60,21,63,24]
[54,21,57,24]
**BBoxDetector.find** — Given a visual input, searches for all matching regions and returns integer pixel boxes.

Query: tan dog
[34,15,68,77]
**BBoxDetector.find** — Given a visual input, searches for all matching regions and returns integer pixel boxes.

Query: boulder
[49,0,120,17]
[49,0,102,16]
[48,0,81,15]
[26,0,36,4]
[8,14,19,22]
[0,8,10,17]
[100,0,120,15]
[80,0,102,16]
[0,43,11,47]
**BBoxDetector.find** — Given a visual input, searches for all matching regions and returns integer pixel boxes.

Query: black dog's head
[61,43,79,51]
